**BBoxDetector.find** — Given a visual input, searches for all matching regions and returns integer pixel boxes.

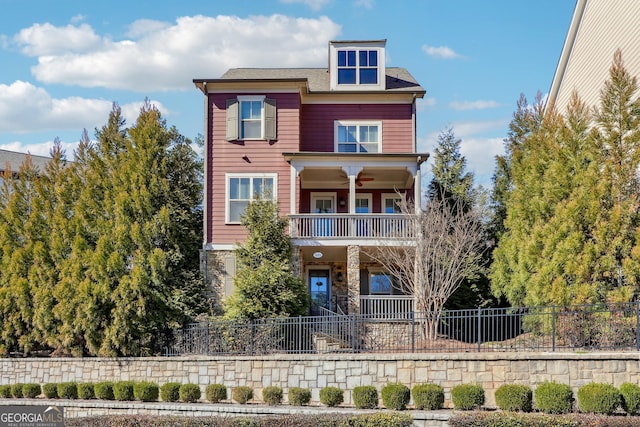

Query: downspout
[202,81,209,249]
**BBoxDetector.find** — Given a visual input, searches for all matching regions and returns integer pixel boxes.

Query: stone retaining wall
[2,353,639,408]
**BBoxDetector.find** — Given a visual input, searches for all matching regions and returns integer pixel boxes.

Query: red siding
[300,104,414,152]
[207,92,301,246]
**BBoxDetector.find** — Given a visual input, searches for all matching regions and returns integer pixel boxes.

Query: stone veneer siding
[2,353,639,408]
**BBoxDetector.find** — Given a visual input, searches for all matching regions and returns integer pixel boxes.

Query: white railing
[360,295,414,317]
[289,214,415,240]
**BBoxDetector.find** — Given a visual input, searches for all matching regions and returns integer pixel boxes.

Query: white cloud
[354,0,375,8]
[416,97,436,111]
[0,80,166,134]
[0,140,79,159]
[279,0,331,10]
[14,23,104,56]
[422,44,462,59]
[13,15,341,92]
[449,100,499,111]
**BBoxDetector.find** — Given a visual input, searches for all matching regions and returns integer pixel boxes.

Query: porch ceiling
[299,166,412,189]
[299,246,377,263]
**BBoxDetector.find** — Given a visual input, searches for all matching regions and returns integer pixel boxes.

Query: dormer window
[329,40,386,91]
[337,49,378,85]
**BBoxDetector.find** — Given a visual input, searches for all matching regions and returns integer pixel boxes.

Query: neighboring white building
[0,149,51,177]
[548,0,640,113]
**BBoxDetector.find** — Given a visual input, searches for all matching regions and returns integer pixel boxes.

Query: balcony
[289,214,416,241]
[360,295,414,317]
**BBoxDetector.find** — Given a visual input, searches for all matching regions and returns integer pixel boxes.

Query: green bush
[620,382,640,415]
[319,386,343,407]
[94,382,114,400]
[113,381,135,401]
[42,383,58,399]
[232,386,253,404]
[11,383,24,398]
[451,383,485,410]
[346,413,414,426]
[381,383,410,411]
[77,383,95,400]
[160,382,181,402]
[57,382,78,399]
[179,383,201,403]
[577,382,620,415]
[22,383,41,398]
[412,383,444,410]
[353,385,378,409]
[134,382,159,402]
[262,386,283,405]
[287,387,311,406]
[534,381,574,414]
[494,384,533,412]
[0,384,12,398]
[206,384,227,403]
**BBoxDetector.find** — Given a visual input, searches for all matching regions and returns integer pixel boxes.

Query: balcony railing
[289,214,415,240]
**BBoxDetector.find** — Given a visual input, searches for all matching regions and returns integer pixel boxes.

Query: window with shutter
[225,96,276,141]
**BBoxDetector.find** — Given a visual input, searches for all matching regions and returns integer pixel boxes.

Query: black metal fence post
[552,305,556,352]
[477,307,482,352]
[250,320,255,356]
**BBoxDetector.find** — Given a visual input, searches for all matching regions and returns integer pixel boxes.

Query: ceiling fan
[342,171,375,186]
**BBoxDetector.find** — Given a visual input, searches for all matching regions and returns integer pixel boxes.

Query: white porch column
[289,164,300,215]
[348,175,357,214]
[414,166,422,213]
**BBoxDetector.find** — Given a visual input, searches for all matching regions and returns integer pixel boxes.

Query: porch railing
[360,295,414,317]
[289,214,415,240]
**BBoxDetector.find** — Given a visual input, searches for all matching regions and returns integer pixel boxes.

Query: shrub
[320,386,343,407]
[412,383,444,410]
[57,382,78,399]
[494,384,533,412]
[179,383,201,403]
[288,387,311,406]
[534,381,574,414]
[381,383,410,411]
[451,383,485,410]
[206,384,227,403]
[134,381,159,402]
[262,386,283,405]
[232,386,253,404]
[77,383,95,400]
[0,385,12,398]
[620,382,640,415]
[94,382,114,400]
[160,382,181,402]
[22,383,41,398]
[11,383,24,398]
[113,381,135,401]
[42,383,58,399]
[577,382,620,415]
[353,385,378,409]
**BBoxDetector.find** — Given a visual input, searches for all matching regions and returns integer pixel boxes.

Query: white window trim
[310,192,337,213]
[382,193,405,214]
[329,44,386,91]
[237,95,265,140]
[334,120,382,153]
[355,193,372,213]
[225,172,278,224]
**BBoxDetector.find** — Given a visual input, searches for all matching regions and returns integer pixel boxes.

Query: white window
[355,194,372,213]
[382,194,404,214]
[334,121,381,153]
[225,96,276,141]
[337,49,379,85]
[226,173,277,223]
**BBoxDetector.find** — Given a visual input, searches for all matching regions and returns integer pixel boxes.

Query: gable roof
[195,67,425,95]
[548,0,640,113]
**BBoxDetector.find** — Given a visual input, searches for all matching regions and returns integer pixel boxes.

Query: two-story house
[194,40,427,316]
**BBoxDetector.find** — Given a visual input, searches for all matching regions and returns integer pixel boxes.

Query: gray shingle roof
[217,67,424,93]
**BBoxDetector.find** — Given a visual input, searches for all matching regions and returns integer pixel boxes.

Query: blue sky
[0,0,576,187]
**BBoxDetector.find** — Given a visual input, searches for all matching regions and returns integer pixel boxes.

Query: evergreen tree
[225,198,308,320]
[491,51,640,307]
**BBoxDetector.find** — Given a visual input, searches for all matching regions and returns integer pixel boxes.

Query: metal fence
[164,302,640,356]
